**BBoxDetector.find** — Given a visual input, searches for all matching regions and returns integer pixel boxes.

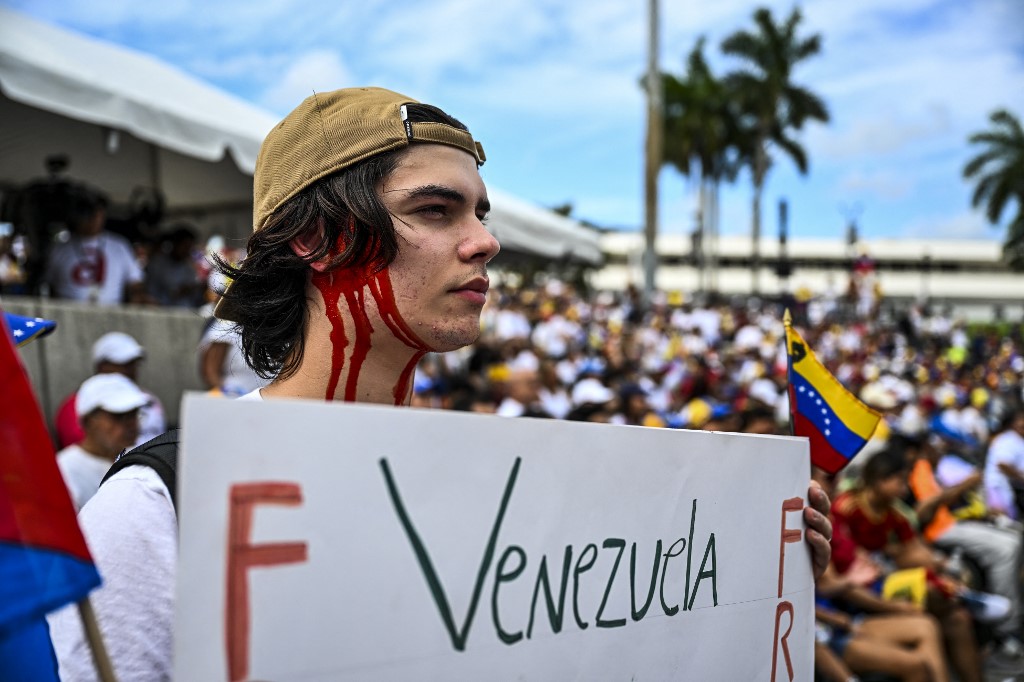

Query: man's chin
[427,325,481,353]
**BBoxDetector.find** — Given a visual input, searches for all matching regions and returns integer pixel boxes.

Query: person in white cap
[54,331,166,448]
[55,373,150,511]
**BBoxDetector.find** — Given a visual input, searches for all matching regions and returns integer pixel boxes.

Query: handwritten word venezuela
[380,456,720,651]
[221,457,722,680]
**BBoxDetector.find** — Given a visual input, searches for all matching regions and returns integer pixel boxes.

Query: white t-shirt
[49,388,264,681]
[45,233,143,304]
[985,430,1024,518]
[198,319,268,397]
[48,466,177,682]
[56,444,114,511]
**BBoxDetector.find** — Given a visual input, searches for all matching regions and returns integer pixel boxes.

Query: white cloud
[900,210,993,239]
[259,50,354,113]
[837,169,916,201]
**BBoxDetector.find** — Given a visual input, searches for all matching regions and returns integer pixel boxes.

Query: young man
[49,87,833,680]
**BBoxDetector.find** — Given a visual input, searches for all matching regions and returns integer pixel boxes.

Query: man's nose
[461,220,500,263]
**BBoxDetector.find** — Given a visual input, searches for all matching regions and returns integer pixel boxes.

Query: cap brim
[98,394,151,414]
[212,285,241,323]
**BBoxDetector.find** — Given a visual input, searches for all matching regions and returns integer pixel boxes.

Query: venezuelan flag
[0,311,100,678]
[784,314,881,474]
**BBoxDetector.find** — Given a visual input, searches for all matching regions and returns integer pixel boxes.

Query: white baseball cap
[91,332,145,365]
[571,378,616,407]
[76,373,150,417]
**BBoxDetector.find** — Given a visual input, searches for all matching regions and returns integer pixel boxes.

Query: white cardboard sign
[175,394,813,681]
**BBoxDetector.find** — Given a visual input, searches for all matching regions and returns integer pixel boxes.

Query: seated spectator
[614,382,665,427]
[145,224,203,307]
[496,367,550,418]
[984,409,1024,519]
[44,188,146,305]
[56,374,149,510]
[814,603,948,682]
[902,433,1024,648]
[197,317,270,398]
[55,332,166,448]
[831,449,984,682]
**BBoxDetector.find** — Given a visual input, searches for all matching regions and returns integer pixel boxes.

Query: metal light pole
[642,0,662,305]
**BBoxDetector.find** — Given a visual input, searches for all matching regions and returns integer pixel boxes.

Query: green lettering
[687,533,718,610]
[659,537,686,616]
[595,538,627,628]
[572,543,598,630]
[630,539,662,621]
[527,546,572,638]
[379,457,521,651]
[492,545,527,645]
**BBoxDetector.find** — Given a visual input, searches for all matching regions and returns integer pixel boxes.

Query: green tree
[661,38,748,292]
[963,109,1024,270]
[721,7,829,292]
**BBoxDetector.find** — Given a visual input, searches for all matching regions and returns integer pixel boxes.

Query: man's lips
[449,277,489,303]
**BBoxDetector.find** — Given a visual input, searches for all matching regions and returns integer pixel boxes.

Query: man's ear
[289,227,331,273]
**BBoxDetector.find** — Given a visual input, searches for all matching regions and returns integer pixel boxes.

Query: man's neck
[262,285,426,406]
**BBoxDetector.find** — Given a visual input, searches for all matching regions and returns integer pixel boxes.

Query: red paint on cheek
[368,269,429,404]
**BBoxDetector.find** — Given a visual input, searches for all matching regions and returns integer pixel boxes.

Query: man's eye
[419,205,447,218]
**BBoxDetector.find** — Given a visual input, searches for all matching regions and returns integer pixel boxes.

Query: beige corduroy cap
[252,86,485,234]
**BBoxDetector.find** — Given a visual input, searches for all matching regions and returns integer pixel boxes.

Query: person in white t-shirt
[985,410,1024,519]
[44,189,146,305]
[56,373,149,511]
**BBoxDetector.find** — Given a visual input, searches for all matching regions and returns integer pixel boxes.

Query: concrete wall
[5,296,208,433]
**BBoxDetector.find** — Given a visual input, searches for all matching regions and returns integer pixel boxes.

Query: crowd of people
[16,183,1024,681]
[46,271,1024,680]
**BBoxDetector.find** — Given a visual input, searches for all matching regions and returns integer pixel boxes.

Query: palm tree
[661,39,748,293]
[963,109,1024,270]
[721,7,829,293]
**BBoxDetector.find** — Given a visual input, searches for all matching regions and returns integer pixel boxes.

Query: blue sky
[6,0,1024,242]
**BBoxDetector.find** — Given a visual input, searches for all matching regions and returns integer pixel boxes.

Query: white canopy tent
[0,8,601,264]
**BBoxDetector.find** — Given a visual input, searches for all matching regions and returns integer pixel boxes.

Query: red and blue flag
[785,316,881,474]
[0,311,100,677]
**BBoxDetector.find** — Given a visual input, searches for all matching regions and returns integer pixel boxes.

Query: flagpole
[783,308,794,437]
[77,597,119,682]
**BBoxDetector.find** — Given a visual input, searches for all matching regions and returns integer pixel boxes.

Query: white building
[595,232,1023,320]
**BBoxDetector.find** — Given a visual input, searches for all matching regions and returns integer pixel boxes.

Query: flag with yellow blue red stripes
[784,312,881,474]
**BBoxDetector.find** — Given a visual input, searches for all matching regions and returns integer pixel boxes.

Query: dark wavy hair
[216,103,471,380]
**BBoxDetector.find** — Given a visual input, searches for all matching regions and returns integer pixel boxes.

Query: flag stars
[809,390,815,398]
[825,418,831,425]
[825,429,831,436]
[24,321,35,328]
[798,386,806,393]
[821,408,827,414]
[13,329,23,337]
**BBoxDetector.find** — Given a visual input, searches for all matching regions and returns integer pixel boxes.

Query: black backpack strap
[101,429,180,514]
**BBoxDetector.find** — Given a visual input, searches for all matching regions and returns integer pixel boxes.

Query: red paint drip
[311,271,348,401]
[395,351,427,406]
[342,284,373,402]
[368,270,429,351]
[311,228,428,403]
